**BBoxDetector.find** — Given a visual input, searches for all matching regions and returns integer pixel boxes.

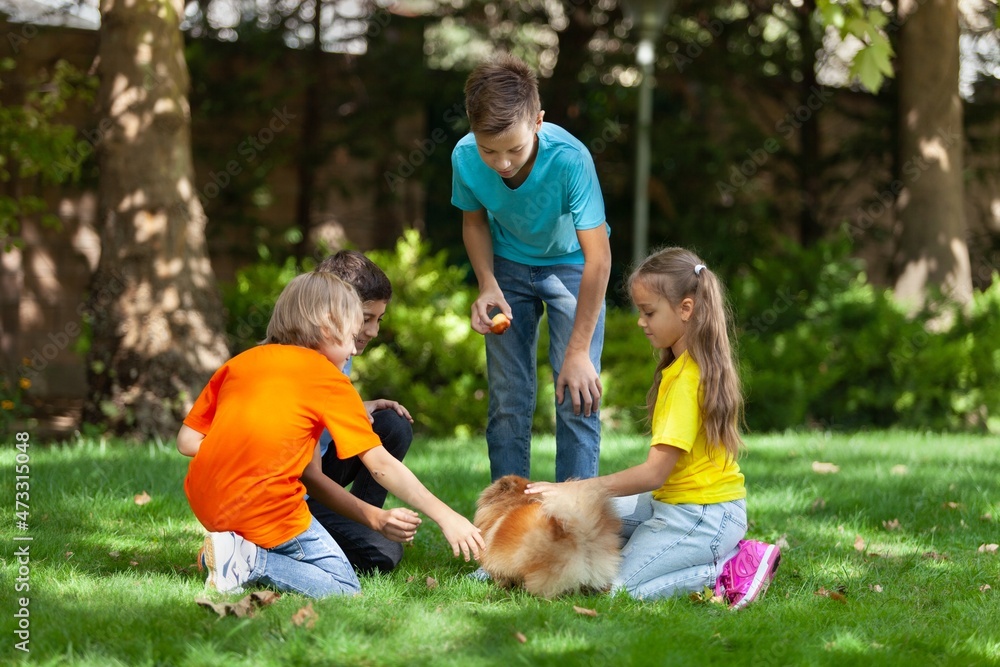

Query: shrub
[219,234,1000,436]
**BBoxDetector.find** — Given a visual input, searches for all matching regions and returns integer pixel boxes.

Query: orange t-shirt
[183,344,381,548]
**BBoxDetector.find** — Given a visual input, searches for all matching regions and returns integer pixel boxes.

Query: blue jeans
[612,494,746,600]
[486,256,605,482]
[247,517,361,598]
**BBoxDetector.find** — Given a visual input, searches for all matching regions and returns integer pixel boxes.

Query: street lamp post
[622,0,673,268]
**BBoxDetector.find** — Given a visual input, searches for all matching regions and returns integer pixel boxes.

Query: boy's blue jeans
[486,256,605,482]
[247,517,361,598]
[612,494,746,600]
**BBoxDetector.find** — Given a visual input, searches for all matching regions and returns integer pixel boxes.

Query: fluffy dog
[473,475,622,598]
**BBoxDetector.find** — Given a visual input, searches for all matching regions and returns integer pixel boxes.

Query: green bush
[219,233,1000,436]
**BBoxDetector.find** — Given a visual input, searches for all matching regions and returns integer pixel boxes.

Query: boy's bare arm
[301,445,421,543]
[556,224,612,417]
[463,209,510,333]
[176,424,206,457]
[357,445,484,560]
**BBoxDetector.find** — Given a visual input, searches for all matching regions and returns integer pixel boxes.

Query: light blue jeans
[247,517,361,598]
[612,494,746,600]
[486,256,605,482]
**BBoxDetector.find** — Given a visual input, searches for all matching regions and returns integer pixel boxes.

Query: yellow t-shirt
[183,344,382,548]
[650,351,746,505]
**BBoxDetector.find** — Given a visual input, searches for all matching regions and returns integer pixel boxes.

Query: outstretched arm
[302,444,421,543]
[358,445,485,561]
[526,444,681,498]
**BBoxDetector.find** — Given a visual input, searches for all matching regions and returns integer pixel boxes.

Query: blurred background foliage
[223,231,1000,437]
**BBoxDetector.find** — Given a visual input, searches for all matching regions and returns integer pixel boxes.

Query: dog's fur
[473,475,622,598]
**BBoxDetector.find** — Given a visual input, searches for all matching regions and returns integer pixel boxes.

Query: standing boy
[310,250,414,574]
[451,52,611,482]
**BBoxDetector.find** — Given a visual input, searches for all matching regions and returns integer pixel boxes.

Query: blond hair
[464,52,541,136]
[265,272,362,349]
[628,248,745,461]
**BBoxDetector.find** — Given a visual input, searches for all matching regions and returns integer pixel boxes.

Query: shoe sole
[731,547,780,610]
[203,533,243,593]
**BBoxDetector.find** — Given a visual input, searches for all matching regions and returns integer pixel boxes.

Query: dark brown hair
[316,250,392,303]
[464,52,541,136]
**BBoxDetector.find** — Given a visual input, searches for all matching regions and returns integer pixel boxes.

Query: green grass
[2,432,999,666]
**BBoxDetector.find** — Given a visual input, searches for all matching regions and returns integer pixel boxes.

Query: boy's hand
[437,511,485,561]
[471,288,511,335]
[555,349,603,417]
[364,399,413,423]
[376,507,422,543]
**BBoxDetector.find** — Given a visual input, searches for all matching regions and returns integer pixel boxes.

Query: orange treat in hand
[490,313,511,335]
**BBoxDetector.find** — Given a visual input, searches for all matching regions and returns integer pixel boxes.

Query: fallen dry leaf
[109,550,120,558]
[980,584,992,593]
[870,584,883,593]
[425,576,438,589]
[514,631,527,644]
[64,551,74,559]
[923,551,948,561]
[195,590,281,619]
[890,465,909,476]
[134,491,152,506]
[815,587,848,604]
[810,497,827,512]
[882,519,901,531]
[943,501,961,510]
[981,513,994,522]
[854,535,866,552]
[977,543,999,554]
[776,534,790,550]
[291,602,318,629]
[405,576,415,583]
[573,606,598,617]
[812,461,840,474]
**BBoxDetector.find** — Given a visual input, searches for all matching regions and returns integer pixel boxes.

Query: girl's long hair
[628,247,745,461]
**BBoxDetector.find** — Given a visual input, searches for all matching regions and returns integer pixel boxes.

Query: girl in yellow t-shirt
[527,247,779,608]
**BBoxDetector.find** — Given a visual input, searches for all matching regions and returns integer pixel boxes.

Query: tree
[892,0,973,308]
[84,0,230,437]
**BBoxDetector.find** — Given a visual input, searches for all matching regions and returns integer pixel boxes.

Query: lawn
[2,431,998,666]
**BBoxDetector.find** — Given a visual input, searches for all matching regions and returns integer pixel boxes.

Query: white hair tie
[694,264,706,275]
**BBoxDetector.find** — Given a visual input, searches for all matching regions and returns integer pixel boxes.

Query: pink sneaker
[715,539,780,609]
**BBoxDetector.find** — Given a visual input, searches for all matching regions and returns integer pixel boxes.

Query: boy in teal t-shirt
[451,52,611,483]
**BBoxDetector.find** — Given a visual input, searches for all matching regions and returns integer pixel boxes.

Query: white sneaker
[201,532,256,593]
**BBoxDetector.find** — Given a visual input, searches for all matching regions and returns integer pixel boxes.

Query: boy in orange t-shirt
[178,272,484,597]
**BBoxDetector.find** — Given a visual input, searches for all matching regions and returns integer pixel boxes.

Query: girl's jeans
[248,517,361,598]
[485,256,605,482]
[612,494,746,600]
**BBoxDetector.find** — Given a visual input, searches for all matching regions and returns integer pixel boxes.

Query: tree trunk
[84,0,230,438]
[893,0,972,308]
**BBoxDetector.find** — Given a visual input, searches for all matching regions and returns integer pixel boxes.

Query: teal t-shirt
[451,123,608,266]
